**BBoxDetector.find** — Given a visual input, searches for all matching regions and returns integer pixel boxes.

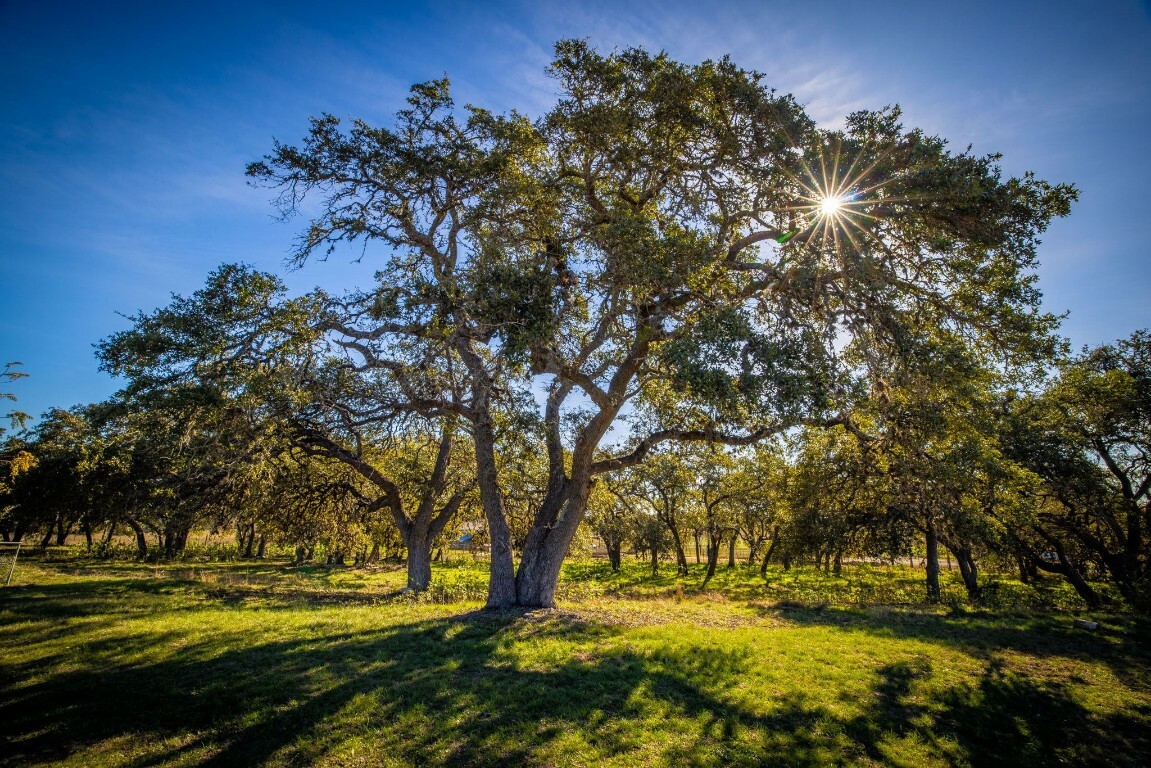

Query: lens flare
[819,196,844,216]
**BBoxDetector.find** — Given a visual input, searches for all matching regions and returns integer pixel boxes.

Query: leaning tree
[247,40,1074,607]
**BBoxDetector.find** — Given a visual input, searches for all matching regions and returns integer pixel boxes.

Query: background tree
[99,265,476,590]
[1003,330,1151,607]
[606,451,697,576]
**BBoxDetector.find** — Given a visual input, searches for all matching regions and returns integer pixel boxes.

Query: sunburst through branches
[775,138,896,256]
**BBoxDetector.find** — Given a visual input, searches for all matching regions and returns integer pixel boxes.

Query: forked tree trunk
[54,515,73,546]
[242,524,256,558]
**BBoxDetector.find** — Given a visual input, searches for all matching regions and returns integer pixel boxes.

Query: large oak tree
[247,40,1074,607]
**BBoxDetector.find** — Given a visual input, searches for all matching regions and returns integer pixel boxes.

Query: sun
[819,196,844,216]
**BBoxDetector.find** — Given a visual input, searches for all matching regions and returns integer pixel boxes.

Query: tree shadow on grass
[758,603,1151,692]
[2,602,1149,766]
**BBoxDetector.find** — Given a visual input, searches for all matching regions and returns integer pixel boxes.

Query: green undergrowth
[1,557,1148,767]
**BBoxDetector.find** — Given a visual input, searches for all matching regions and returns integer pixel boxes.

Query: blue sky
[2,0,1149,422]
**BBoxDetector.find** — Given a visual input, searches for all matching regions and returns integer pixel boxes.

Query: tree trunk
[694,531,701,563]
[1015,553,1032,584]
[833,549,843,576]
[1041,541,1101,609]
[515,519,576,608]
[474,415,518,608]
[651,542,659,576]
[925,524,941,602]
[256,536,266,559]
[761,530,779,576]
[125,518,148,559]
[607,540,622,572]
[727,535,736,568]
[951,545,979,599]
[54,516,72,546]
[405,534,433,591]
[367,541,380,565]
[701,533,721,586]
[662,516,688,576]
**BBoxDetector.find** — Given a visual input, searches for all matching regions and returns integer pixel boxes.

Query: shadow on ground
[2,583,1149,766]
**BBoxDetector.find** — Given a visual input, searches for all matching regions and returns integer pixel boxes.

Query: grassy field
[1,555,1149,767]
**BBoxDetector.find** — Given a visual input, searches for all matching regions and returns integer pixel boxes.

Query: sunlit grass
[1,556,1147,767]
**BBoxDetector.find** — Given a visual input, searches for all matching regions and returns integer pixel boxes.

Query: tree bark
[405,533,433,591]
[1042,541,1101,608]
[607,540,622,572]
[701,532,721,586]
[54,516,72,546]
[515,484,590,607]
[925,524,941,602]
[123,518,148,559]
[474,413,518,608]
[949,545,979,599]
[660,514,689,576]
[761,529,779,576]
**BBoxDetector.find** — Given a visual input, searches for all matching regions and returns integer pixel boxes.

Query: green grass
[1,556,1149,767]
